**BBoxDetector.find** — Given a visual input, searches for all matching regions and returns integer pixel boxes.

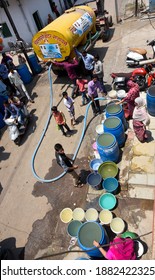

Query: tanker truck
[32,5,104,75]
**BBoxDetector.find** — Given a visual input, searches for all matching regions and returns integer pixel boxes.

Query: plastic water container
[59,208,73,223]
[99,209,113,225]
[97,133,120,163]
[72,208,85,222]
[86,172,102,190]
[147,86,155,116]
[16,64,32,84]
[67,220,82,237]
[77,222,107,258]
[103,116,125,147]
[102,177,119,194]
[28,54,42,74]
[85,208,99,222]
[105,103,127,130]
[110,217,125,234]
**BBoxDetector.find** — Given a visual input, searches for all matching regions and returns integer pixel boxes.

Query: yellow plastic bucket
[99,209,113,225]
[60,208,73,223]
[85,208,99,222]
[73,208,85,221]
[110,217,125,234]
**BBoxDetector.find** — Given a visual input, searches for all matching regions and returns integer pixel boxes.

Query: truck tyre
[102,29,110,42]
[52,69,62,76]
[108,15,113,27]
[134,76,146,91]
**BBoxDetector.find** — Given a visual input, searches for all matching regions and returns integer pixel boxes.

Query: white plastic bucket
[110,217,125,234]
[117,90,127,99]
[85,208,99,222]
[60,208,73,223]
[99,209,113,225]
[73,208,85,222]
[96,124,104,135]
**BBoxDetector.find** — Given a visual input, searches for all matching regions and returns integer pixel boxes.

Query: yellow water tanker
[32,6,96,62]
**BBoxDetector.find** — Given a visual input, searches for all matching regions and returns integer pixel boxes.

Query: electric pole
[135,0,138,17]
[0,0,35,74]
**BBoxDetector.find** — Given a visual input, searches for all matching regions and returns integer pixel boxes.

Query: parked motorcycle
[126,39,155,67]
[111,64,155,91]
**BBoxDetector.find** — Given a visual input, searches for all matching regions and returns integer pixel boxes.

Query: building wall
[0,0,68,51]
[104,0,149,23]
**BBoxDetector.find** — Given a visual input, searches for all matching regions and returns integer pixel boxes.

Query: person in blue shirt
[3,100,25,125]
[74,48,94,78]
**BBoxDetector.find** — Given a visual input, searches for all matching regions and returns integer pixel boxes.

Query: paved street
[0,5,155,260]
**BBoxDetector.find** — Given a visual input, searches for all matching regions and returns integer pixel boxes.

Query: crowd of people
[0,46,151,186]
[50,48,151,190]
[0,51,34,130]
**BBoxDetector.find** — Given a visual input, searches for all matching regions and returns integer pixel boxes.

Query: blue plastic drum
[147,86,155,116]
[103,117,125,147]
[28,54,42,74]
[16,64,32,84]
[77,222,107,258]
[97,133,120,163]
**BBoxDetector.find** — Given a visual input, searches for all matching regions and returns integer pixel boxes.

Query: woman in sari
[133,97,150,142]
[93,237,136,260]
[116,80,140,118]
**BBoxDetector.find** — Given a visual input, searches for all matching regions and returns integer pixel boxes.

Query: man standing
[93,54,107,95]
[88,74,103,116]
[62,91,77,128]
[8,69,34,103]
[54,143,83,187]
[1,52,15,70]
[74,49,94,78]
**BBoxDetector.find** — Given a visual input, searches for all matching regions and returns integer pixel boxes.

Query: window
[0,22,12,38]
[32,11,43,31]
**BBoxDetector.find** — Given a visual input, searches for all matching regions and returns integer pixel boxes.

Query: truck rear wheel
[108,15,113,27]
[102,29,110,42]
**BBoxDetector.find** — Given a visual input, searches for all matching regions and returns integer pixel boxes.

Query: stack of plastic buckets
[103,116,125,147]
[105,102,127,130]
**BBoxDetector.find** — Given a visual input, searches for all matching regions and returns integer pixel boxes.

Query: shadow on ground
[24,156,89,260]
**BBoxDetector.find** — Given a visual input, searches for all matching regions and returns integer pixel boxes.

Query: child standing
[75,77,89,106]
[54,143,83,187]
[62,91,77,128]
[51,106,71,136]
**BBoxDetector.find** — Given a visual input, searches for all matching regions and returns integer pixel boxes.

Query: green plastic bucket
[67,220,82,237]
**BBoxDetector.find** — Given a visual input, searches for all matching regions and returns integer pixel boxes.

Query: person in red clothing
[75,77,89,106]
[51,57,79,85]
[116,80,140,118]
[51,106,71,136]
[51,2,60,17]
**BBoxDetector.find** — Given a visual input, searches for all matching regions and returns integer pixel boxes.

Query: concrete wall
[0,0,65,51]
[104,0,149,23]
